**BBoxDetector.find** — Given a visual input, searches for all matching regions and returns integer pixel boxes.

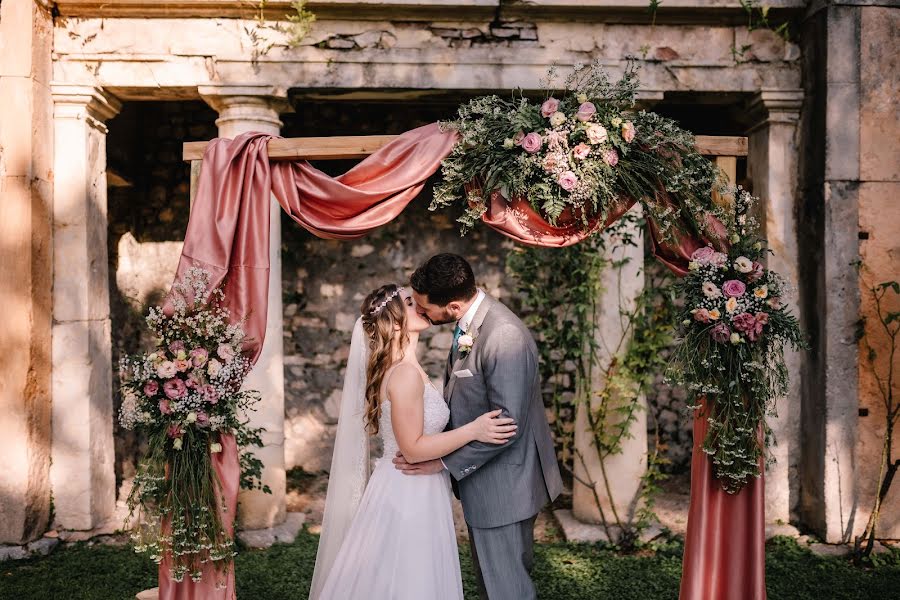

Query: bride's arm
[387,364,516,464]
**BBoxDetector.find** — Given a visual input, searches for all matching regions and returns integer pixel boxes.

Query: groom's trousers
[467,514,538,600]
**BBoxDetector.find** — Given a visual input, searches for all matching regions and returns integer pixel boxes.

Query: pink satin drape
[161,121,765,598]
[680,400,767,599]
[159,434,240,600]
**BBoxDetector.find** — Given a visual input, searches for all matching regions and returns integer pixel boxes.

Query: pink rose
[540,97,560,117]
[731,312,757,334]
[168,340,186,355]
[521,132,543,154]
[216,343,236,363]
[200,384,219,404]
[690,246,716,264]
[693,308,712,323]
[196,411,209,427]
[602,148,619,166]
[143,380,159,397]
[163,378,187,399]
[542,154,559,172]
[575,102,597,122]
[557,171,578,191]
[747,261,765,282]
[710,322,731,344]
[166,423,182,438]
[513,130,526,146]
[722,280,747,298]
[189,348,209,367]
[573,143,591,160]
[622,121,636,143]
[159,398,173,415]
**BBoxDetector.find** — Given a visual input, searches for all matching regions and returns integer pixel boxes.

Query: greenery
[854,275,900,562]
[3,533,899,599]
[507,213,675,547]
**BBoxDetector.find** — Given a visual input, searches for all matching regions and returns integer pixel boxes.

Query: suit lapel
[445,295,495,403]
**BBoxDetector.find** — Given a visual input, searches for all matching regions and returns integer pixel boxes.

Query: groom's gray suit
[441,293,563,600]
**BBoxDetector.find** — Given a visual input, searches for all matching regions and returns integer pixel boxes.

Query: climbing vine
[507,213,675,548]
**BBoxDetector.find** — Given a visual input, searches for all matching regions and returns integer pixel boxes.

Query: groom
[394,253,563,600]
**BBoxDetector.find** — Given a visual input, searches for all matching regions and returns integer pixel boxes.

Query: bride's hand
[467,409,518,444]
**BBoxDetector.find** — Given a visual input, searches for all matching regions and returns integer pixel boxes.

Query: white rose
[576,93,588,103]
[210,442,223,454]
[730,333,743,345]
[458,334,474,348]
[156,361,177,379]
[734,256,754,273]
[173,437,183,450]
[549,111,567,127]
[186,411,197,424]
[207,358,222,378]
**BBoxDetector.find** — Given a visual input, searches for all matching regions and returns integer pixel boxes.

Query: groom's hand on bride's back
[393,452,445,475]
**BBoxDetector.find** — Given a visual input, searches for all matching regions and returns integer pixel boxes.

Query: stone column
[0,0,54,544]
[573,207,646,528]
[49,84,121,531]
[747,89,804,526]
[199,85,288,529]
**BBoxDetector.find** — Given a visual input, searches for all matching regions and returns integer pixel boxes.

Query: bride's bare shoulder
[385,363,425,401]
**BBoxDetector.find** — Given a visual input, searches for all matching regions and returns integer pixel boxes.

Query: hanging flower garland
[118,267,269,582]
[432,61,805,493]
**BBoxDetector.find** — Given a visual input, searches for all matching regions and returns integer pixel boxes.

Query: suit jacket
[441,294,564,529]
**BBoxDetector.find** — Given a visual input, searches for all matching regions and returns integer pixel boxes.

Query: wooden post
[189,159,202,206]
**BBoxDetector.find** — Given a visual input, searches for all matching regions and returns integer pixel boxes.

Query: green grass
[2,532,898,600]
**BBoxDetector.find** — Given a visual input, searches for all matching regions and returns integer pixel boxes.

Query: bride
[308,283,517,599]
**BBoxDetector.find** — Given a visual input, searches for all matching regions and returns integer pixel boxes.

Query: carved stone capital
[50,85,122,133]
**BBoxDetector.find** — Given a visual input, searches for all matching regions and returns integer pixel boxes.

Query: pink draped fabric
[680,400,767,599]
[161,121,765,598]
[159,434,240,600]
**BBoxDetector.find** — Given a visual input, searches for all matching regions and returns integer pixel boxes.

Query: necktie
[451,323,463,356]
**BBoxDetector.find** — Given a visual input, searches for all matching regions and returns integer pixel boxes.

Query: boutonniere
[458,332,477,357]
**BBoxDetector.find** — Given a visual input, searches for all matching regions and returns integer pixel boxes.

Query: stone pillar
[573,207,646,527]
[0,0,54,544]
[49,84,121,530]
[199,85,288,529]
[747,89,804,525]
[797,5,862,543]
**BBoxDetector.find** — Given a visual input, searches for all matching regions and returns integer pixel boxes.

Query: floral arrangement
[432,60,723,239]
[667,190,805,493]
[118,267,268,582]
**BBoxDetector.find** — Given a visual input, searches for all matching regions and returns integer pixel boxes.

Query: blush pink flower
[540,97,560,117]
[216,343,236,363]
[166,423,182,439]
[200,384,219,404]
[189,348,209,367]
[602,148,619,166]
[573,143,591,160]
[710,252,728,267]
[722,279,747,298]
[143,380,159,397]
[747,261,765,282]
[557,171,578,191]
[163,378,188,399]
[159,398,173,415]
[185,372,201,389]
[690,246,716,264]
[622,121,636,143]
[196,411,209,427]
[174,359,192,372]
[513,130,526,146]
[521,132,543,153]
[168,340,186,355]
[156,361,177,379]
[575,102,597,122]
[542,154,560,172]
[693,308,712,323]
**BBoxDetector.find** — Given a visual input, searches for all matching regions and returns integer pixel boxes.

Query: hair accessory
[369,287,403,316]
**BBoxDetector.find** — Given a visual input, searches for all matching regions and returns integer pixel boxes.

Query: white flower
[725,297,739,313]
[688,261,700,271]
[730,332,743,345]
[210,442,223,454]
[207,358,222,378]
[458,334,474,349]
[502,138,515,149]
[702,282,721,299]
[186,411,197,424]
[734,256,754,273]
[549,111,567,127]
[173,438,183,450]
[611,117,623,127]
[576,93,588,103]
[156,361,177,379]
[586,124,608,145]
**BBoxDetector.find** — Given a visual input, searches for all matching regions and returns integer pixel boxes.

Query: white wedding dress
[315,380,464,600]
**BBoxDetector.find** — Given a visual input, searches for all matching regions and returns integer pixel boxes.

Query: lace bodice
[379,381,450,460]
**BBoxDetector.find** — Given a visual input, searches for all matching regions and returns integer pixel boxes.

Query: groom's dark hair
[410,253,477,306]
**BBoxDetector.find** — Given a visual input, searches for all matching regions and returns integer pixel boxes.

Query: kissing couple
[309,253,562,600]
